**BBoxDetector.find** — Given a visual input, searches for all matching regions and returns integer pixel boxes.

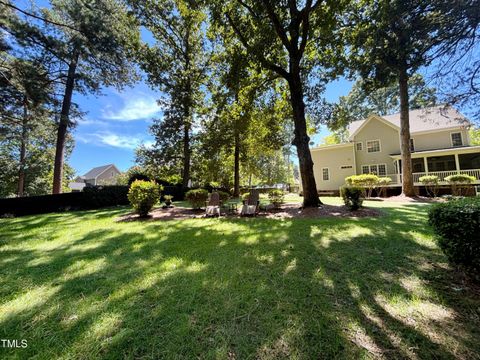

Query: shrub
[218,191,230,203]
[428,197,480,279]
[445,174,476,196]
[128,180,161,217]
[185,189,209,209]
[340,186,364,210]
[419,175,440,197]
[268,189,285,208]
[241,192,250,201]
[345,174,379,198]
[0,185,130,217]
[377,177,392,197]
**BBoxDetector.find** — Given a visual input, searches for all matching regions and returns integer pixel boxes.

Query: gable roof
[82,164,119,180]
[347,106,470,140]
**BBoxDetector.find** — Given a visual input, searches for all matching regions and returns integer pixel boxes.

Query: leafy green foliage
[340,186,364,211]
[429,197,480,279]
[445,174,476,196]
[345,174,390,198]
[420,175,440,197]
[128,180,161,217]
[268,189,285,209]
[445,174,476,184]
[218,191,230,203]
[185,189,209,209]
[130,0,208,188]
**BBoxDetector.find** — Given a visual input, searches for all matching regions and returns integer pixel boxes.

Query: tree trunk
[398,67,415,197]
[288,71,321,207]
[52,51,79,194]
[233,129,240,197]
[17,99,28,197]
[182,122,191,189]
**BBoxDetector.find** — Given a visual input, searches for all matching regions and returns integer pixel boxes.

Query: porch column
[423,157,429,174]
[454,154,460,174]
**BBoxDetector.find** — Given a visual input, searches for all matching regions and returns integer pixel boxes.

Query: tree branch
[225,12,290,79]
[0,1,79,32]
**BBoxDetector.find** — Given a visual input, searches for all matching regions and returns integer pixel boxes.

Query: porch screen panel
[459,153,480,170]
[427,155,456,171]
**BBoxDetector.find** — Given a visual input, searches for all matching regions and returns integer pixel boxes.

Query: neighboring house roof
[82,164,120,180]
[347,105,470,140]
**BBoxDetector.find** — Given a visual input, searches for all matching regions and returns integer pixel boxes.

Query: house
[311,106,480,192]
[68,164,121,191]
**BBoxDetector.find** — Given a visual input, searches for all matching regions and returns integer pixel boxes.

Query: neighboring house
[68,164,121,192]
[311,106,480,191]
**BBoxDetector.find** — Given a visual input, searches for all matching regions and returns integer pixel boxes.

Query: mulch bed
[117,203,381,222]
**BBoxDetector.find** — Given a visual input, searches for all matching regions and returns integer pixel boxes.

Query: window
[451,132,463,147]
[410,138,415,152]
[322,168,329,181]
[362,164,387,176]
[356,142,363,151]
[366,140,381,153]
[340,165,353,169]
[378,164,387,176]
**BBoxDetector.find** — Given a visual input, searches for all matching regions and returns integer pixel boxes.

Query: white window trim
[378,163,387,177]
[322,167,330,181]
[450,131,463,147]
[356,142,363,151]
[361,163,388,176]
[366,139,381,153]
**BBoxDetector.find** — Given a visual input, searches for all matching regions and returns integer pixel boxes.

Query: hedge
[0,185,129,217]
[428,197,480,279]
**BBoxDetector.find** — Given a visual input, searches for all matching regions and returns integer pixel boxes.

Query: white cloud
[78,132,152,150]
[102,96,161,121]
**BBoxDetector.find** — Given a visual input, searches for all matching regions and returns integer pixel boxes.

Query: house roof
[82,164,117,180]
[347,106,470,139]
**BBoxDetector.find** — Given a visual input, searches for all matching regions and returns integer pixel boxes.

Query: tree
[129,0,209,189]
[329,74,438,131]
[347,0,443,197]
[0,6,75,197]
[209,1,346,207]
[431,0,480,122]
[4,0,140,193]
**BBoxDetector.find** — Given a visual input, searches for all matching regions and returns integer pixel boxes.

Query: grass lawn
[1,198,479,359]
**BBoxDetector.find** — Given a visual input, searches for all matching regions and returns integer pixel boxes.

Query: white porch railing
[386,169,480,185]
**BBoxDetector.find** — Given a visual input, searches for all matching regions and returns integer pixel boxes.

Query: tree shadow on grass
[0,204,479,359]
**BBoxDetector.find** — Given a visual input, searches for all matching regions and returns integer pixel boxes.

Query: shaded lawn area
[0,199,479,359]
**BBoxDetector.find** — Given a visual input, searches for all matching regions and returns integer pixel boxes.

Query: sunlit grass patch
[0,200,479,359]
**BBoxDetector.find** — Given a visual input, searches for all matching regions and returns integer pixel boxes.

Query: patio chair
[205,192,221,217]
[241,190,260,216]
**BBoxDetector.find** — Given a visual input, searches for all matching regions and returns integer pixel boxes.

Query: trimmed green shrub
[268,189,285,208]
[428,197,480,279]
[218,191,230,203]
[0,185,130,217]
[419,175,440,197]
[185,189,209,209]
[128,180,161,217]
[340,186,364,210]
[445,174,476,196]
[345,174,379,197]
[377,177,392,197]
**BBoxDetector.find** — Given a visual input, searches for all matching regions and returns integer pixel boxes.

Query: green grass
[1,198,479,359]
